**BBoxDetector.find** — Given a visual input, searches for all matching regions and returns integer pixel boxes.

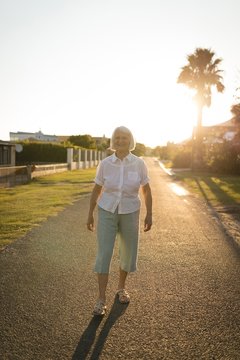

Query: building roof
[204,118,236,128]
[0,140,15,146]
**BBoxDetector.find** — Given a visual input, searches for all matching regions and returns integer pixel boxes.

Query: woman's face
[113,130,130,152]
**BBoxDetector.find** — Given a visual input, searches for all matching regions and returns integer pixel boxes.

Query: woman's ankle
[98,295,106,303]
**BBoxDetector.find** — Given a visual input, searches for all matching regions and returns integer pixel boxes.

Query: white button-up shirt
[95,152,150,214]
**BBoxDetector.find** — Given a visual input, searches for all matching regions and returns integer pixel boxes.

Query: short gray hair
[109,126,136,151]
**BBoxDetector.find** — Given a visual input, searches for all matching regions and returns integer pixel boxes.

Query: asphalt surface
[0,157,240,360]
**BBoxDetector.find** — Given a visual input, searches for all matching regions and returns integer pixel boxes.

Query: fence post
[11,146,16,166]
[77,149,81,169]
[98,151,102,164]
[89,150,93,168]
[67,148,73,170]
[83,150,88,169]
[93,150,97,166]
[26,165,32,181]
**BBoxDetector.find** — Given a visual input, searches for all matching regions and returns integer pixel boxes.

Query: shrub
[16,142,68,164]
[172,149,192,168]
[204,142,240,174]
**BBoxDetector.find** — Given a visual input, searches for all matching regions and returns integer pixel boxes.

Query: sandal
[92,299,107,316]
[116,289,130,304]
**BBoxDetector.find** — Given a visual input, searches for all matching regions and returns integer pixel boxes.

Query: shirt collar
[111,152,133,163]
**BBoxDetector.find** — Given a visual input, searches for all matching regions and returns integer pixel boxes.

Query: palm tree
[177,48,225,168]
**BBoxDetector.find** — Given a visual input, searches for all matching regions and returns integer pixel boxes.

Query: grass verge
[174,171,240,208]
[0,168,96,250]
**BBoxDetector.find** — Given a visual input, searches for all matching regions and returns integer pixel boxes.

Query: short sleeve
[94,161,104,186]
[140,159,150,186]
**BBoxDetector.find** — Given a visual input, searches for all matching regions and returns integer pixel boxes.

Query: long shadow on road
[195,177,240,251]
[72,296,129,360]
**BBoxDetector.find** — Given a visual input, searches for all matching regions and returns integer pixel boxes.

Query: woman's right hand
[87,214,95,231]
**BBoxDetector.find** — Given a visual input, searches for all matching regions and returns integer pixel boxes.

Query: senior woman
[87,126,152,316]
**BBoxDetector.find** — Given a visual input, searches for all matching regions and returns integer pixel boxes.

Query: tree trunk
[192,104,203,171]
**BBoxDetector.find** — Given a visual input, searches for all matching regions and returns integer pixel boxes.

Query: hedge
[16,142,69,164]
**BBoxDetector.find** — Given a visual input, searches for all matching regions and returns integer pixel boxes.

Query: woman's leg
[93,273,108,315]
[98,273,109,302]
[117,268,128,290]
[118,210,140,273]
[117,268,130,303]
[94,207,117,305]
[116,211,140,303]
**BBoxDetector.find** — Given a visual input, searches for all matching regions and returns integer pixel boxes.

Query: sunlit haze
[1,0,240,147]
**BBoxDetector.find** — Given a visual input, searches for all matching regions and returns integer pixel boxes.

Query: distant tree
[96,138,110,151]
[177,48,224,168]
[68,134,96,149]
[152,146,161,158]
[132,143,146,157]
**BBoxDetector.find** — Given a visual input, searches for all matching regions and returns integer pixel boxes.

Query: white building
[202,119,238,144]
[10,131,58,142]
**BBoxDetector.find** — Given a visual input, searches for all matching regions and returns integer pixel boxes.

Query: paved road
[0,157,240,360]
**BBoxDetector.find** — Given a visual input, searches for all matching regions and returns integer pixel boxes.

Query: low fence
[31,163,68,178]
[0,162,91,188]
[0,166,31,187]
[0,148,106,188]
[0,164,69,188]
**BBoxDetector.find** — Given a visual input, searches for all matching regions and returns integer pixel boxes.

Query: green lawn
[0,168,96,250]
[174,171,240,208]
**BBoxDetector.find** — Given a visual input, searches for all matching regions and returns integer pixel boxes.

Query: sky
[0,0,240,148]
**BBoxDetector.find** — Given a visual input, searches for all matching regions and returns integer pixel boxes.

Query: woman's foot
[116,289,130,304]
[92,299,107,316]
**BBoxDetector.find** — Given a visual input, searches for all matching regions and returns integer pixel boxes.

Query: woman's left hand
[144,214,152,232]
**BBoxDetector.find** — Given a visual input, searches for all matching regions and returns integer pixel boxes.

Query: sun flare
[133,83,231,148]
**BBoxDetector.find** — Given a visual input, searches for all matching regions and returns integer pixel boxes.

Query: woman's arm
[142,183,152,232]
[87,183,102,231]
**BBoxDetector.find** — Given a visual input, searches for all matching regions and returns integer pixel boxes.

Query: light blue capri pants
[94,206,140,274]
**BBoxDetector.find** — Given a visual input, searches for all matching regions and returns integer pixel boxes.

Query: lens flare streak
[168,183,189,196]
